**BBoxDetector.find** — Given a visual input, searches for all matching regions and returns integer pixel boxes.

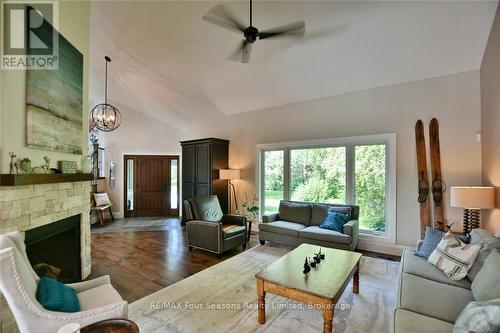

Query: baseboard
[357,239,411,256]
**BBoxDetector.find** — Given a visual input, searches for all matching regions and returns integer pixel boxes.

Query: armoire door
[124,155,179,217]
[195,143,211,197]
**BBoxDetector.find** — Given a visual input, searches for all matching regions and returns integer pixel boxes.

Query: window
[262,150,284,214]
[258,134,396,241]
[354,145,386,232]
[290,147,346,204]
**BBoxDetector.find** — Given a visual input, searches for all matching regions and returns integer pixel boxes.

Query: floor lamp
[450,186,495,235]
[219,169,240,214]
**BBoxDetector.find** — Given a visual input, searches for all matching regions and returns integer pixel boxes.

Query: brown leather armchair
[184,195,247,257]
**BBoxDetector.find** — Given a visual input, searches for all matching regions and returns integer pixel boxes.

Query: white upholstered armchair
[0,232,128,333]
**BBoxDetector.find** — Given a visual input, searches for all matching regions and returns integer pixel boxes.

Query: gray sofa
[259,200,359,251]
[394,228,500,333]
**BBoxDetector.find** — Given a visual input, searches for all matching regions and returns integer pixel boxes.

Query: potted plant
[239,193,260,223]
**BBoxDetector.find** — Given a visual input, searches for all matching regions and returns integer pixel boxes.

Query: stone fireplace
[0,180,92,332]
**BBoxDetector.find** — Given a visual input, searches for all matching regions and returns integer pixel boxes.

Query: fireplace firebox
[24,215,81,283]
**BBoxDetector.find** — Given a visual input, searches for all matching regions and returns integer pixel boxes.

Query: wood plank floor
[89,219,259,303]
[90,218,399,303]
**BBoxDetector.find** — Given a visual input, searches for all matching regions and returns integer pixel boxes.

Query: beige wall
[99,102,184,218]
[187,71,482,249]
[0,0,90,173]
[481,4,500,237]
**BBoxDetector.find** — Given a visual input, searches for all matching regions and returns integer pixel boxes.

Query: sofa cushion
[468,239,500,281]
[311,204,351,226]
[189,196,223,222]
[453,299,500,333]
[279,201,311,225]
[471,250,500,302]
[394,309,453,333]
[402,250,471,289]
[258,221,306,237]
[222,225,246,239]
[398,272,473,323]
[470,228,497,245]
[299,226,351,244]
[77,284,123,311]
[401,250,471,289]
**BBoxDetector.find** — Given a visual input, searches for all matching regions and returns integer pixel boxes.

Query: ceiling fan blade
[228,40,252,63]
[203,4,246,34]
[242,41,252,63]
[259,21,305,40]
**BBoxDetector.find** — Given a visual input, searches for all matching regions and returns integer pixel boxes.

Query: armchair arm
[343,220,359,250]
[186,220,222,253]
[262,213,279,223]
[222,214,247,226]
[67,275,111,293]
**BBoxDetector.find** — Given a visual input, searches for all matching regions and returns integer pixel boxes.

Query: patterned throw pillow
[428,232,481,281]
[453,299,500,333]
[416,227,445,259]
[94,193,111,207]
[319,210,349,233]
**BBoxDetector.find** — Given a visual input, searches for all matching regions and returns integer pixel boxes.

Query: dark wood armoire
[180,138,229,217]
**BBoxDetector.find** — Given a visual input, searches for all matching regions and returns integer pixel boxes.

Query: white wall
[481,4,500,236]
[98,102,184,218]
[0,1,90,173]
[187,70,482,250]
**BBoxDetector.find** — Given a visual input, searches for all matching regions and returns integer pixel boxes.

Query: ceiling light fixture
[90,56,121,132]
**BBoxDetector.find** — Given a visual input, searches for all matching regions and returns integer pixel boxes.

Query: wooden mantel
[0,173,94,186]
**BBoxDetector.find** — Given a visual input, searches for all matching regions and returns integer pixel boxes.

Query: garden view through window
[261,143,388,233]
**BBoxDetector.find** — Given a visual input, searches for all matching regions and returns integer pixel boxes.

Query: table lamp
[450,186,495,235]
[219,169,240,213]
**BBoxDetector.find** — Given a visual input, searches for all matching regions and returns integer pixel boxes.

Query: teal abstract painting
[26,28,83,154]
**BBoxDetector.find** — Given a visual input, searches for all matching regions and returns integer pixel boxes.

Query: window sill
[359,230,395,244]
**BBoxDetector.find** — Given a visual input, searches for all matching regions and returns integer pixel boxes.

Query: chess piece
[303,257,311,274]
[319,248,325,260]
[310,257,317,268]
[314,254,321,264]
[8,152,17,174]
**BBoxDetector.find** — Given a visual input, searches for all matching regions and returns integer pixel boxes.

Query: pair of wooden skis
[415,118,446,238]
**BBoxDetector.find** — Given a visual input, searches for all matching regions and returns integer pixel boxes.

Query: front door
[124,155,179,217]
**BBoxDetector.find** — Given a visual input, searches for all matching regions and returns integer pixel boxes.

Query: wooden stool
[91,204,114,226]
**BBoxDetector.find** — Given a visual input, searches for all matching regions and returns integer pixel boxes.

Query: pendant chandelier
[90,56,121,132]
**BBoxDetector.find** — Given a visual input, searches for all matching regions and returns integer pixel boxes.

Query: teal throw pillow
[36,277,80,313]
[319,210,349,233]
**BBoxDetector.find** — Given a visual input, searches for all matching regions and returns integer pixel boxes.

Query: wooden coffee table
[255,244,362,333]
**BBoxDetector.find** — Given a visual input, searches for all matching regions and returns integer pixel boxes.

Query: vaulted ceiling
[89,1,498,129]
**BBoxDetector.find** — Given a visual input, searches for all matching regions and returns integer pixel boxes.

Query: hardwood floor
[89,220,259,303]
[90,218,399,303]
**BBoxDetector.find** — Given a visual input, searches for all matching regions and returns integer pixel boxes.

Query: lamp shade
[450,186,495,209]
[219,169,240,180]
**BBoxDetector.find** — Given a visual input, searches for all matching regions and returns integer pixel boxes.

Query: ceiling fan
[202,0,306,63]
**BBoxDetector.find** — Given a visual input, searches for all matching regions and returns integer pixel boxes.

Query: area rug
[91,217,180,233]
[130,245,399,333]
